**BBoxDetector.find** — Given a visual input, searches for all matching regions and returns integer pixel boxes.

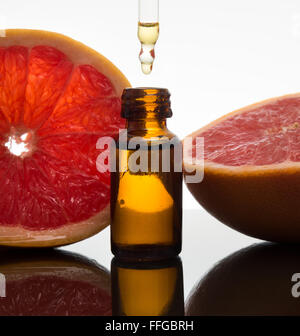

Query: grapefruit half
[0,29,130,247]
[0,249,111,316]
[184,93,300,242]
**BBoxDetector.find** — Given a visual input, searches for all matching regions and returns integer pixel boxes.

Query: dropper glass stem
[139,0,159,23]
[138,0,159,75]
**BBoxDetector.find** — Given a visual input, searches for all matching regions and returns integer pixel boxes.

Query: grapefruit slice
[0,29,130,247]
[184,93,300,242]
[0,249,111,316]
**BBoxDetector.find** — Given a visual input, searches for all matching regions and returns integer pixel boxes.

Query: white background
[1,0,300,209]
[3,0,299,298]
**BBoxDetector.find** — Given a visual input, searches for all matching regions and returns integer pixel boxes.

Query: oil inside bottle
[111,141,182,259]
[138,22,159,74]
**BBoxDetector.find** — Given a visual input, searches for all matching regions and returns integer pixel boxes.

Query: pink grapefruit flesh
[0,29,130,247]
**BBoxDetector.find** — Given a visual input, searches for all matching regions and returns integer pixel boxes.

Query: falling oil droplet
[141,63,152,75]
[138,22,159,75]
[139,44,155,75]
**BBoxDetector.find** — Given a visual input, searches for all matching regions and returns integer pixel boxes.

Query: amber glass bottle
[111,257,184,316]
[110,87,182,260]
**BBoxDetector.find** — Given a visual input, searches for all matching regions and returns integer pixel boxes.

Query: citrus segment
[24,46,73,130]
[33,151,109,226]
[0,46,27,128]
[38,133,108,183]
[38,64,122,136]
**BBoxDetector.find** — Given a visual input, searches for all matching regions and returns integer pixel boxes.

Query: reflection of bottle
[110,88,182,260]
[111,257,184,316]
[0,249,111,316]
[186,243,300,316]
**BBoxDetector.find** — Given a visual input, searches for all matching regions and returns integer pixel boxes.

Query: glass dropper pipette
[138,0,159,75]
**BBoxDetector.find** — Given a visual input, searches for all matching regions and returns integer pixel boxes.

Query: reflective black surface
[1,210,300,316]
[0,249,111,316]
[186,243,300,316]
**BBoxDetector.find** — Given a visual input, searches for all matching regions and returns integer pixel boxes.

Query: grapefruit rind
[0,205,109,248]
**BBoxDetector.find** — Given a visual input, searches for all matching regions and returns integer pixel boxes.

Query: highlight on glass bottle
[111,257,184,316]
[110,87,183,260]
[138,0,159,74]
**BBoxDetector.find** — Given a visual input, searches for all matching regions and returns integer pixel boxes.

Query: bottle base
[111,243,181,261]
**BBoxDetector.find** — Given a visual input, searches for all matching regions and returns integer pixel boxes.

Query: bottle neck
[121,88,172,136]
[126,118,168,138]
[126,118,167,131]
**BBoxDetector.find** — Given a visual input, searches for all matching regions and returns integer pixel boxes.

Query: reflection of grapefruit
[186,243,300,316]
[0,249,111,316]
[0,29,130,247]
[184,94,300,242]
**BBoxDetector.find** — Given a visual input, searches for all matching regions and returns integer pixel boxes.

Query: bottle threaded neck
[121,87,172,119]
